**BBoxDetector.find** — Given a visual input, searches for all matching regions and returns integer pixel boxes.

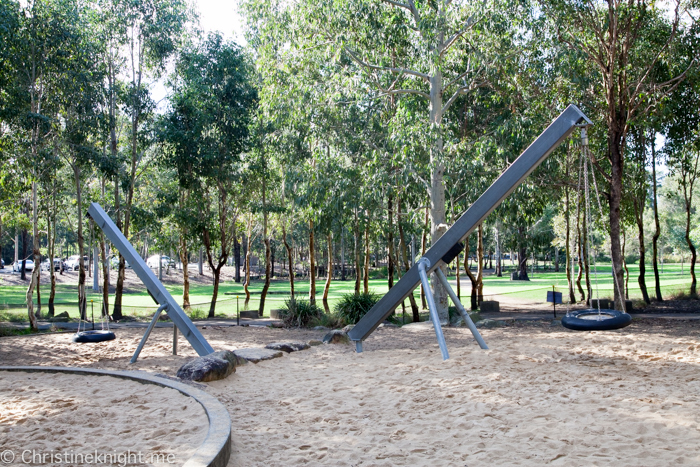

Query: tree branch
[344,46,429,81]
[440,16,478,56]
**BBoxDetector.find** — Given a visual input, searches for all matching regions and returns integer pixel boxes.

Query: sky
[194,0,246,44]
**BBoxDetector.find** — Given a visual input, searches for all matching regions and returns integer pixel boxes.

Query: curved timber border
[0,366,231,467]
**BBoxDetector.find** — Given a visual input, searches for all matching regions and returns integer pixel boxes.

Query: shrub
[334,292,380,325]
[188,307,206,320]
[310,312,345,329]
[279,297,323,328]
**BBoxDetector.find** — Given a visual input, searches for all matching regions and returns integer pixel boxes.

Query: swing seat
[561,309,632,331]
[72,330,116,343]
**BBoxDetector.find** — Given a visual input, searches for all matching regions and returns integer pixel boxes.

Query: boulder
[48,311,70,322]
[589,299,611,310]
[239,310,260,319]
[268,321,284,328]
[342,324,355,333]
[211,349,247,367]
[307,340,323,347]
[269,309,283,319]
[233,348,284,364]
[176,351,236,382]
[323,330,350,345]
[475,319,507,329]
[479,301,500,313]
[265,341,310,353]
[451,310,482,327]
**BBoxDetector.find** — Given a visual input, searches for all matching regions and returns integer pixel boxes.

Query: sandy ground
[0,372,207,466]
[1,320,700,466]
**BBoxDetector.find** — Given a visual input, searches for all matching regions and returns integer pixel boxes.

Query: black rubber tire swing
[561,309,632,331]
[72,330,116,343]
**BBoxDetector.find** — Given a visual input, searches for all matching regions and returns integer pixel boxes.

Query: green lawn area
[0,262,694,322]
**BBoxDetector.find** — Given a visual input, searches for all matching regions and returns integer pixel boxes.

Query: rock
[265,341,310,353]
[479,301,500,313]
[379,322,398,328]
[307,340,323,347]
[269,322,284,328]
[269,309,283,319]
[312,326,328,331]
[176,352,236,382]
[475,319,507,329]
[239,310,260,319]
[589,299,611,310]
[323,330,350,345]
[233,348,284,364]
[48,311,70,322]
[342,324,355,333]
[450,310,481,327]
[211,349,246,367]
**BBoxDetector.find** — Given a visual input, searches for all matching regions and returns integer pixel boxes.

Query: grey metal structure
[348,104,592,350]
[87,202,215,360]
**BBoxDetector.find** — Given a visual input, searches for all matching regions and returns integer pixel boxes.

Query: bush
[334,292,380,325]
[279,297,323,328]
[310,312,345,329]
[188,307,207,320]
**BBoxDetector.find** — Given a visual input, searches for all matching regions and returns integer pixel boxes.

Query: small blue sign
[547,291,562,304]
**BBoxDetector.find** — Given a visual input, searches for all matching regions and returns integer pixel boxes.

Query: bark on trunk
[517,225,529,281]
[420,207,428,309]
[566,185,575,303]
[323,232,332,309]
[634,198,651,304]
[180,235,190,310]
[476,224,484,304]
[113,177,125,320]
[309,219,316,305]
[609,135,626,310]
[282,224,295,296]
[464,234,478,310]
[75,167,87,321]
[397,196,420,321]
[26,182,39,330]
[387,194,395,290]
[354,209,360,294]
[651,139,663,301]
[363,217,370,294]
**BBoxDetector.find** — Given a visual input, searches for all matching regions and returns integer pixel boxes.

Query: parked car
[12,259,34,272]
[41,258,66,272]
[109,255,130,269]
[65,255,88,271]
[146,255,175,269]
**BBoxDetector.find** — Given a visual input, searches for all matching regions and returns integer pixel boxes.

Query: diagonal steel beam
[87,202,214,357]
[348,104,592,344]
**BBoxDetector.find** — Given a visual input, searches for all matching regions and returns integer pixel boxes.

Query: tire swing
[562,128,632,332]
[72,299,115,343]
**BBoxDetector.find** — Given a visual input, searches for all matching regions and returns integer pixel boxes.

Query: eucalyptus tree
[111,0,190,319]
[543,0,695,310]
[163,32,256,317]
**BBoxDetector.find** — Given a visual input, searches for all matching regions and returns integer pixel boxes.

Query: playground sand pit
[1,320,700,466]
[0,371,207,466]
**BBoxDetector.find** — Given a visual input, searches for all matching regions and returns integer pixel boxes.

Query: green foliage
[279,297,323,328]
[309,312,345,329]
[334,292,379,325]
[188,307,207,320]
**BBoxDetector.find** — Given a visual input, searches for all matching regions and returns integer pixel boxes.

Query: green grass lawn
[0,262,694,322]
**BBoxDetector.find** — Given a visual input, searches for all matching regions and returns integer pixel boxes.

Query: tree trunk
[363,217,370,294]
[282,224,295,296]
[420,207,428,309]
[651,137,662,301]
[566,184,575,304]
[48,183,56,317]
[576,224,584,302]
[26,182,40,330]
[608,134,626,310]
[354,209,360,294]
[397,195,420,321]
[323,232,332,310]
[476,223,484,304]
[113,177,124,320]
[517,225,529,281]
[582,207,591,303]
[464,234,478,310]
[234,236,241,282]
[259,236,271,317]
[180,235,190,310]
[685,198,697,297]
[75,166,87,321]
[309,219,316,305]
[341,228,346,281]
[387,193,395,290]
[622,228,630,298]
[634,198,651,304]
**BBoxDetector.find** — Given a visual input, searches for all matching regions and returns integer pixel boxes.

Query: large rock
[211,349,247,367]
[480,301,500,313]
[323,330,350,345]
[265,341,310,353]
[341,324,355,333]
[48,311,70,322]
[269,309,283,319]
[475,319,507,329]
[233,348,284,363]
[176,350,237,382]
[239,310,260,319]
[451,310,482,327]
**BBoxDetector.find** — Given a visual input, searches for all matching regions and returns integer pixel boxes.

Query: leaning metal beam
[87,202,215,357]
[348,104,592,344]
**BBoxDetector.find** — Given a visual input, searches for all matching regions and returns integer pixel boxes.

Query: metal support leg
[417,258,449,360]
[130,303,168,364]
[435,268,488,350]
[355,341,363,353]
[173,324,178,355]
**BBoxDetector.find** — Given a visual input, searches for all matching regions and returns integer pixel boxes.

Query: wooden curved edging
[0,366,231,467]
